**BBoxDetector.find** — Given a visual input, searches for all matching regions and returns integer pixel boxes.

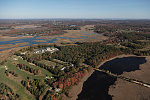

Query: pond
[77,56,146,100]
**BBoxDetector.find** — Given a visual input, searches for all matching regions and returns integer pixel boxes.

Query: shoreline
[109,56,150,100]
[62,54,136,100]
[62,68,95,100]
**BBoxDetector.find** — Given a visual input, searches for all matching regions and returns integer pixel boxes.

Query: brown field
[12,24,39,29]
[54,38,72,43]
[0,44,13,49]
[62,55,131,100]
[0,35,33,41]
[0,42,29,50]
[62,55,150,100]
[36,36,51,40]
[35,25,108,43]
[109,56,150,100]
[33,40,47,43]
[0,47,23,63]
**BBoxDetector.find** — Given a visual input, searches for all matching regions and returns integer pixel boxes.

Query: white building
[20,51,27,55]
[34,47,59,54]
[55,88,61,93]
[61,67,66,71]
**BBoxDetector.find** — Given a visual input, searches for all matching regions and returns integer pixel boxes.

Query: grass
[39,59,66,68]
[17,57,52,78]
[0,55,54,100]
[39,60,56,67]
[0,63,35,100]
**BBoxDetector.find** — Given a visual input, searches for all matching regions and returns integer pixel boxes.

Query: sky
[0,0,150,19]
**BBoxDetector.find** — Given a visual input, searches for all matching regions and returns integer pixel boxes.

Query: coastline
[62,54,135,100]
[62,68,95,100]
[109,56,150,100]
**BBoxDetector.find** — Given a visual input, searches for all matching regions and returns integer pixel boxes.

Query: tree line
[16,64,41,75]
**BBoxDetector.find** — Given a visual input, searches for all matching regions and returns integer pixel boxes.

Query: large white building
[34,47,59,54]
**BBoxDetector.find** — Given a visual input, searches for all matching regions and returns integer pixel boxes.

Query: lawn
[0,63,35,100]
[39,59,56,67]
[17,57,52,78]
[0,55,54,100]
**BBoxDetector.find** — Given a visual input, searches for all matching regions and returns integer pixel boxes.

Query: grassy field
[0,55,53,100]
[39,60,56,66]
[0,61,34,100]
[17,57,52,79]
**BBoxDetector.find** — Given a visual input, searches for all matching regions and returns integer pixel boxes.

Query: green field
[0,55,53,100]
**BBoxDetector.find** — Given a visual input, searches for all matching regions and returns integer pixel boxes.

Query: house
[70,64,74,67]
[13,58,18,60]
[49,87,53,91]
[51,76,54,79]
[45,76,50,79]
[34,50,40,54]
[52,66,55,69]
[61,67,66,71]
[55,88,61,93]
[20,51,27,55]
[41,49,45,53]
[46,47,59,53]
[18,56,23,60]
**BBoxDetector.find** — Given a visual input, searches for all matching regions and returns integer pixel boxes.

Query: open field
[12,25,39,29]
[0,42,29,50]
[38,60,57,67]
[0,35,33,41]
[37,25,107,42]
[109,56,150,100]
[0,60,35,100]
[0,55,53,100]
[33,40,47,43]
[0,47,23,62]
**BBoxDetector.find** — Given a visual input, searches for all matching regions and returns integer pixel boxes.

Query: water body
[0,35,90,51]
[77,56,146,100]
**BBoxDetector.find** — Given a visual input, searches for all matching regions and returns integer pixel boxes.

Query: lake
[77,56,146,100]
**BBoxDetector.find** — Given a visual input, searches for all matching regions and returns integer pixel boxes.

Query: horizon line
[0,17,150,20]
